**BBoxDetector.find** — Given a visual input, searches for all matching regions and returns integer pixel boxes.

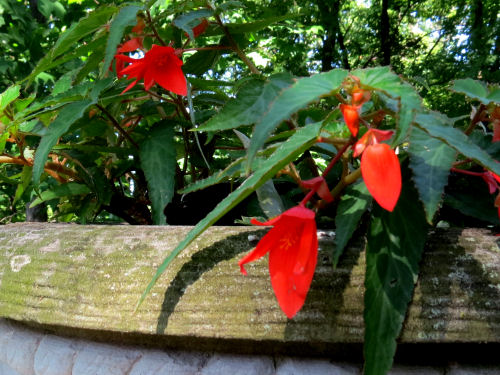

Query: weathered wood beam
[0,223,498,356]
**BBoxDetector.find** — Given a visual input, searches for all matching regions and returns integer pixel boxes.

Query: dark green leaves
[415,112,500,176]
[409,127,456,223]
[364,180,428,375]
[197,73,294,132]
[139,123,177,225]
[452,78,500,104]
[246,69,348,170]
[101,5,142,78]
[30,182,91,207]
[333,181,371,267]
[138,121,322,308]
[173,9,213,40]
[0,85,20,114]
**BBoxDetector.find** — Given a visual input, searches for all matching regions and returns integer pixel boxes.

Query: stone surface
[275,357,360,374]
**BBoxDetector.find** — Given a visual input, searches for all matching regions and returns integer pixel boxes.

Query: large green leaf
[414,112,500,176]
[246,69,348,171]
[182,49,222,76]
[197,73,294,132]
[101,5,142,78]
[452,78,500,105]
[139,123,176,225]
[53,6,118,58]
[30,182,91,207]
[32,99,93,186]
[0,85,20,114]
[409,127,456,224]
[364,180,428,375]
[138,121,322,308]
[352,66,421,145]
[332,181,371,267]
[444,191,499,225]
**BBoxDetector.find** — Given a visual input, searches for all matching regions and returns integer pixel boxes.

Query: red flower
[340,104,360,137]
[239,206,318,318]
[112,37,143,78]
[354,129,401,211]
[115,44,187,96]
[301,176,333,203]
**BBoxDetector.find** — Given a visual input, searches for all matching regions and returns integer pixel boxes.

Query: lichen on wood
[0,223,498,352]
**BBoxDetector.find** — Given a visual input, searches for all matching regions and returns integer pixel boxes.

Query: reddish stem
[450,167,483,177]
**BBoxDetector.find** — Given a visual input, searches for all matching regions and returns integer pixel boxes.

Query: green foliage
[139,123,177,225]
[1,1,499,373]
[364,179,428,375]
[409,127,456,223]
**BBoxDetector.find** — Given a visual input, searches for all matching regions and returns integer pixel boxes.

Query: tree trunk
[380,0,391,66]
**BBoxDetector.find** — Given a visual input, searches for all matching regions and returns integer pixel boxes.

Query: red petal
[192,19,209,38]
[361,144,402,211]
[340,104,360,137]
[302,176,333,203]
[269,220,317,318]
[493,120,500,142]
[153,63,187,96]
[117,37,143,53]
[121,79,140,94]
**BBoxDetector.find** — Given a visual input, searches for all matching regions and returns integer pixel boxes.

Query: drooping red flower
[115,44,187,96]
[112,37,144,78]
[354,129,401,211]
[239,206,318,319]
[301,176,333,203]
[340,104,360,137]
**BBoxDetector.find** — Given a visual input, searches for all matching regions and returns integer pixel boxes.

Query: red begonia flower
[360,143,402,211]
[352,89,370,106]
[112,37,144,78]
[239,206,318,319]
[340,104,360,137]
[115,44,187,96]
[302,176,333,203]
[353,128,394,157]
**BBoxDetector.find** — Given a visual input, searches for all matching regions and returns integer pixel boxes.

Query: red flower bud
[340,104,360,137]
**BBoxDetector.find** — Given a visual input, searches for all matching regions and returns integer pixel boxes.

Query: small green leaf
[53,6,119,58]
[102,5,142,78]
[414,112,500,176]
[227,14,298,34]
[198,73,294,132]
[333,181,371,267]
[139,122,176,225]
[172,9,213,40]
[409,127,456,224]
[247,69,348,171]
[30,182,91,207]
[32,99,93,186]
[138,121,322,309]
[14,165,32,204]
[364,180,428,375]
[0,85,20,114]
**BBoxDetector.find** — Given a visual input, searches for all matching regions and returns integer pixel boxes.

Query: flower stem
[450,167,484,177]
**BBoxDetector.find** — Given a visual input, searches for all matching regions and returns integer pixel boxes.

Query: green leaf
[364,180,428,375]
[38,0,66,19]
[0,132,9,153]
[32,99,93,187]
[444,191,499,225]
[0,85,20,114]
[352,66,421,144]
[409,127,456,224]
[197,73,294,132]
[101,5,142,78]
[414,112,500,176]
[138,121,322,308]
[13,165,32,204]
[139,122,176,225]
[74,40,107,84]
[246,69,348,171]
[172,9,213,40]
[182,49,222,75]
[451,78,500,105]
[30,182,91,208]
[53,6,119,58]
[333,181,371,267]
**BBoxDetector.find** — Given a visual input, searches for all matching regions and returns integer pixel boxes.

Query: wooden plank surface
[0,223,498,353]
